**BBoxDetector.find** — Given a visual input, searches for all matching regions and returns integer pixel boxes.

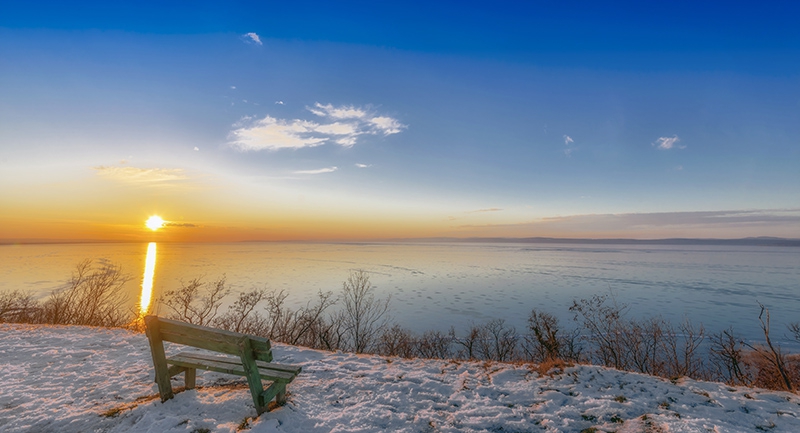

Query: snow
[1,324,799,432]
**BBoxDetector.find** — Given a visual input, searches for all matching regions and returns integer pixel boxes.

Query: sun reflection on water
[139,242,157,316]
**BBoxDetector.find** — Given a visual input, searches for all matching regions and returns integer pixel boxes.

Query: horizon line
[2,236,799,247]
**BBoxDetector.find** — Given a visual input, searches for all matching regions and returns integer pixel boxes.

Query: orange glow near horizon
[139,242,157,315]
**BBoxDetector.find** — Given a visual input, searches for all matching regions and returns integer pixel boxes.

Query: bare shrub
[451,324,482,360]
[273,290,337,348]
[0,290,39,323]
[742,304,793,391]
[523,309,582,363]
[379,324,416,358]
[663,318,705,379]
[415,330,452,359]
[40,259,131,327]
[475,319,518,362]
[213,288,269,334]
[159,276,229,326]
[570,293,630,370]
[789,322,800,343]
[709,327,751,386]
[340,270,390,353]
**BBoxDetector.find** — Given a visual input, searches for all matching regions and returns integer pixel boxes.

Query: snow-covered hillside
[1,324,798,432]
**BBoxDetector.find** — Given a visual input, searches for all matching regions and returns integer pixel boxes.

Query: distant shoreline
[3,236,799,247]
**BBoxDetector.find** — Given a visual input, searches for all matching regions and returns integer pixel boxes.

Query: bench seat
[168,351,301,382]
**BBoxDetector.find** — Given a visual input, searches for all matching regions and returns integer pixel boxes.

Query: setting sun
[145,216,165,231]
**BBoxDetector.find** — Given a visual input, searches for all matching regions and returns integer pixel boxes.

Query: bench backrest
[145,315,273,362]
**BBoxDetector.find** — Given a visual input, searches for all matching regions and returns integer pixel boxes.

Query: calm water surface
[1,242,798,345]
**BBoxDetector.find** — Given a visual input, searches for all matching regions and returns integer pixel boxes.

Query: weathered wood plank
[167,353,297,382]
[240,337,266,414]
[154,317,272,361]
[185,368,196,389]
[261,381,286,407]
[144,316,175,402]
[167,364,187,378]
[175,352,301,377]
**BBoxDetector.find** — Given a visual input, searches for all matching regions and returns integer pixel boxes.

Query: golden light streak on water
[139,242,157,316]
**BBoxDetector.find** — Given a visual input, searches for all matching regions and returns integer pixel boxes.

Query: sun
[145,216,165,231]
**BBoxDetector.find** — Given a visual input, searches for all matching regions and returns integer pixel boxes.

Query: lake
[1,241,798,346]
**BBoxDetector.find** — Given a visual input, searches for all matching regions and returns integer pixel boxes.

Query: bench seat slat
[176,352,302,375]
[168,352,299,382]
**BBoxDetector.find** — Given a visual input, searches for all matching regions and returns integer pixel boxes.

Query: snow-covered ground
[1,324,799,433]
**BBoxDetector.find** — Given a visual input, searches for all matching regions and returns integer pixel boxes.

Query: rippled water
[1,241,798,344]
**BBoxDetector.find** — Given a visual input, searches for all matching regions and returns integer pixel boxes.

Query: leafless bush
[709,327,751,386]
[159,276,229,326]
[415,330,453,359]
[522,309,582,363]
[213,288,269,334]
[340,270,391,353]
[0,290,39,323]
[450,319,518,362]
[451,324,482,360]
[378,324,417,358]
[570,293,630,370]
[270,290,338,348]
[742,304,794,391]
[663,318,705,379]
[789,322,800,343]
[40,259,132,327]
[477,319,518,362]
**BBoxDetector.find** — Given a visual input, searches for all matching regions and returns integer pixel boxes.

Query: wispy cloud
[93,166,187,184]
[454,209,800,237]
[293,167,338,175]
[469,208,503,213]
[164,222,198,228]
[229,103,405,151]
[653,135,684,150]
[275,101,284,105]
[355,163,372,168]
[243,32,262,45]
[563,134,576,156]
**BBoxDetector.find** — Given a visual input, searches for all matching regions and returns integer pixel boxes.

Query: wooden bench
[144,315,302,415]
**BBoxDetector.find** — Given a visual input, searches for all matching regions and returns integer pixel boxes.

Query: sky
[1,1,799,242]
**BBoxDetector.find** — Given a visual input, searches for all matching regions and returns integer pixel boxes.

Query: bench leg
[185,368,196,389]
[276,388,286,406]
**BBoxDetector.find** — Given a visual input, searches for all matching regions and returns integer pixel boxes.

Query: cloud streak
[454,209,800,237]
[93,166,187,184]
[229,103,405,151]
[653,135,684,150]
[243,32,262,45]
[293,167,338,175]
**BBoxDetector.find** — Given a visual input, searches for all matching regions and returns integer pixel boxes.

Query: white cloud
[293,167,338,175]
[229,103,405,151]
[230,86,236,90]
[275,101,284,105]
[93,166,187,184]
[243,32,262,45]
[193,147,199,151]
[309,103,368,120]
[370,116,405,135]
[229,116,329,151]
[355,163,371,168]
[563,135,574,145]
[653,135,684,150]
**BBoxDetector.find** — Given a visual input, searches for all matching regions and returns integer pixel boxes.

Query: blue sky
[1,1,799,241]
